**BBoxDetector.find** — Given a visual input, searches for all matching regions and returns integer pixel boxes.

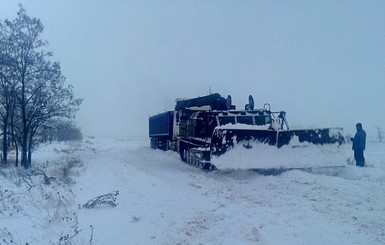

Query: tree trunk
[10,112,18,167]
[21,69,29,168]
[2,121,8,164]
[14,141,19,167]
[27,148,32,166]
[21,136,29,168]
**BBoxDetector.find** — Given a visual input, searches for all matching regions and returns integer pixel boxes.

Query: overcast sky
[1,1,384,139]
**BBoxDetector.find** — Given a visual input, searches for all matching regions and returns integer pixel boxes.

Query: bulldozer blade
[210,127,346,170]
[277,128,345,148]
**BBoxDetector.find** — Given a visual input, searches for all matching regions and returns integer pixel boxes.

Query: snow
[1,137,385,244]
[217,124,271,130]
[212,142,348,170]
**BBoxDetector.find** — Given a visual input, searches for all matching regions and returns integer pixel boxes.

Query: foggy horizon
[1,1,384,139]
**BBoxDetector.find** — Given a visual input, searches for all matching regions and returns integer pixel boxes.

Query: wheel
[150,138,158,149]
[187,150,192,164]
[181,149,187,162]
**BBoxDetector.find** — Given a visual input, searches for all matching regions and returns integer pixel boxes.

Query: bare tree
[0,5,82,168]
[0,73,18,164]
[54,120,83,142]
[0,20,18,164]
[376,127,384,143]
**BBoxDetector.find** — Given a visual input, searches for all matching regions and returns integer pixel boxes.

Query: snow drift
[0,137,384,244]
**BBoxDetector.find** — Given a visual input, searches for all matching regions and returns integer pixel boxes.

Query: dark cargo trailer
[149,111,174,150]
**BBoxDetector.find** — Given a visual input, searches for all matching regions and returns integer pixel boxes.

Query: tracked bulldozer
[149,93,345,170]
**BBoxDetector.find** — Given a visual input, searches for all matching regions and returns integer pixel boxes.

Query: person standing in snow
[352,122,366,167]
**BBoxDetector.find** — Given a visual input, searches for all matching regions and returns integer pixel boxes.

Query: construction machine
[149,93,345,170]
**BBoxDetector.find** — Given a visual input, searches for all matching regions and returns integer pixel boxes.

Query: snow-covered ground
[1,137,384,244]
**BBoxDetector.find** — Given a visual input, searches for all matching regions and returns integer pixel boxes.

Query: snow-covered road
[1,137,385,244]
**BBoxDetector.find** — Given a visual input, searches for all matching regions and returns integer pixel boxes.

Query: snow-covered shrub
[0,187,23,216]
[52,158,83,185]
[82,191,119,209]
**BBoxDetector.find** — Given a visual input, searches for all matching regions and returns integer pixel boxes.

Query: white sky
[1,1,384,138]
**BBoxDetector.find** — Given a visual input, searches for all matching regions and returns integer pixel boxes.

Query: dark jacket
[352,129,366,151]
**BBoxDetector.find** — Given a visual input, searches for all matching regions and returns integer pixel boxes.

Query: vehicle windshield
[255,115,271,125]
[236,116,254,125]
[218,116,235,125]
